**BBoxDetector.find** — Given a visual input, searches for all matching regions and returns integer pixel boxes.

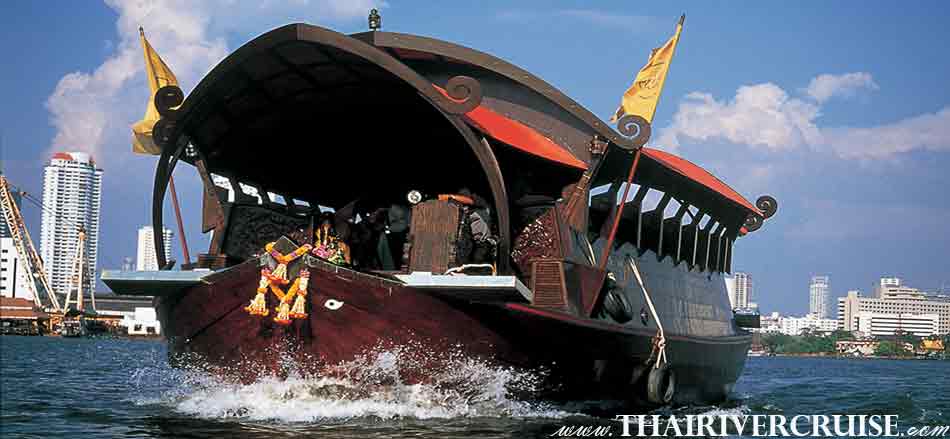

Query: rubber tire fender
[646,363,675,405]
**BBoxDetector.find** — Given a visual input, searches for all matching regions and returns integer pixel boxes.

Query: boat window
[238,182,263,204]
[210,174,235,202]
[640,189,665,212]
[664,199,682,218]
[687,205,699,219]
[267,192,287,205]
[698,214,712,229]
[293,199,311,208]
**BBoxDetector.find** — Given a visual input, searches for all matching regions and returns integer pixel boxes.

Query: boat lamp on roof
[368,9,381,31]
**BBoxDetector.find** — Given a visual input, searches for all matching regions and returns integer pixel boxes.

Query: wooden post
[598,149,642,270]
[168,174,191,265]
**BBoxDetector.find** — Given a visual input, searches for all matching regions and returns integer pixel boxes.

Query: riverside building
[809,275,831,319]
[0,191,32,299]
[136,226,172,271]
[726,272,753,310]
[837,283,950,335]
[854,311,939,337]
[39,152,103,298]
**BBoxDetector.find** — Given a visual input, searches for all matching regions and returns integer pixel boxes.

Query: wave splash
[130,344,573,422]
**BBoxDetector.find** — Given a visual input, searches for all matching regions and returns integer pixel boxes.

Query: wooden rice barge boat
[104,22,777,406]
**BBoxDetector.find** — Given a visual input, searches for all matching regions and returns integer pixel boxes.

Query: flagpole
[598,149,642,270]
[167,174,191,266]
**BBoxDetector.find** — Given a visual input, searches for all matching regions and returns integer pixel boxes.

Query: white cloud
[45,0,382,164]
[657,83,821,151]
[657,72,950,160]
[804,72,878,103]
[822,107,950,159]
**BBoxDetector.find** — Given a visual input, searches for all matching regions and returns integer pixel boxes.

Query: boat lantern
[368,9,381,31]
[407,190,423,205]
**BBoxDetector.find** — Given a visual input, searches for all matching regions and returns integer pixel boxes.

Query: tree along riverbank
[756,330,949,359]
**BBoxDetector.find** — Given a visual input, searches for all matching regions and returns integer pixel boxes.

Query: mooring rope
[627,256,668,369]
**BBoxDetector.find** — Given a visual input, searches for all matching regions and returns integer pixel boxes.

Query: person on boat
[451,188,496,265]
[312,212,351,266]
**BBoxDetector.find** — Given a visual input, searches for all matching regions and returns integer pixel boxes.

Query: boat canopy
[150,22,763,270]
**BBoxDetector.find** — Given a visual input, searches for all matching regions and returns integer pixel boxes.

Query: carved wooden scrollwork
[744,195,778,233]
[155,85,184,117]
[223,205,310,261]
[756,195,778,219]
[744,214,763,232]
[152,85,185,148]
[436,76,482,114]
[615,114,651,151]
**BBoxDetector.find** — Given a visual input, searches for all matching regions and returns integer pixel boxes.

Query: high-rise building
[732,272,753,310]
[136,226,172,271]
[1,191,33,299]
[809,275,830,319]
[838,287,950,335]
[39,152,102,299]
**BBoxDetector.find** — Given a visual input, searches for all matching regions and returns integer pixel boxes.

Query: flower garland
[268,269,310,325]
[246,242,313,321]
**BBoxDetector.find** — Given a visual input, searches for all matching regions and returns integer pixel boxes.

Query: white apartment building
[39,152,103,299]
[854,311,939,337]
[809,275,831,319]
[838,288,950,335]
[731,272,752,310]
[1,212,33,299]
[752,312,838,335]
[780,314,839,335]
[136,226,172,271]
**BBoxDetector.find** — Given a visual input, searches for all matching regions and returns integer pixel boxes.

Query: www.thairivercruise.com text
[549,415,949,437]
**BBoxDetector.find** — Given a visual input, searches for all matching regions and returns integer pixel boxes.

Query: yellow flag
[610,15,684,124]
[132,27,179,155]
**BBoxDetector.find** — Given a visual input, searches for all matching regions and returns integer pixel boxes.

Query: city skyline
[1,2,949,314]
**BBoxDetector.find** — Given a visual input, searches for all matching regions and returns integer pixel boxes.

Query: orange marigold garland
[264,242,312,285]
[245,268,272,316]
[289,269,310,319]
[247,242,313,319]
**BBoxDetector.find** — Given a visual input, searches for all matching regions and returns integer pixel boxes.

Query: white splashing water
[130,344,575,422]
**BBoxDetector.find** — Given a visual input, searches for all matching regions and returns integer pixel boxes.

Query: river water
[1,336,948,438]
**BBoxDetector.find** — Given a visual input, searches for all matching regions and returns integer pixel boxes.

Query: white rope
[627,256,667,369]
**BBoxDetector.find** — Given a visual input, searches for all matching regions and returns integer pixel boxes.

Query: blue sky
[1,1,948,314]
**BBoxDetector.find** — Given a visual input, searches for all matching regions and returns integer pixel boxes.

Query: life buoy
[646,363,675,404]
[602,288,633,324]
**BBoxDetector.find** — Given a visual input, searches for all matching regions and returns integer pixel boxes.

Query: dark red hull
[156,258,750,405]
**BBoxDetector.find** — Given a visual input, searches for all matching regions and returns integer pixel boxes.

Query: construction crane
[0,176,61,312]
[61,225,95,314]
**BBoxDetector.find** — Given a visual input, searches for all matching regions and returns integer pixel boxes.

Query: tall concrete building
[730,272,753,310]
[136,226,172,271]
[39,152,102,299]
[0,191,33,299]
[809,275,830,318]
[838,288,950,335]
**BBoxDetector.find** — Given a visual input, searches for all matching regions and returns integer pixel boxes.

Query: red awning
[641,147,760,215]
[433,86,759,216]
[433,86,588,170]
